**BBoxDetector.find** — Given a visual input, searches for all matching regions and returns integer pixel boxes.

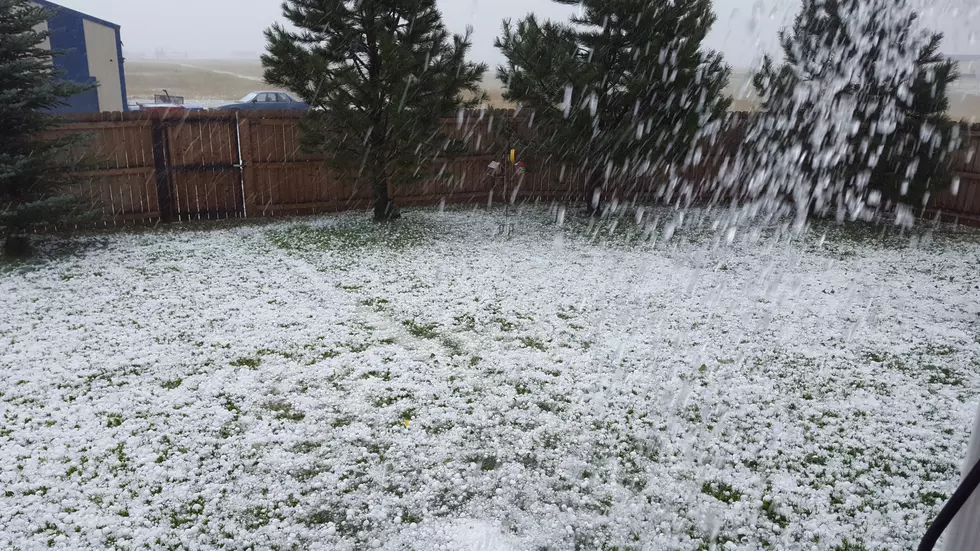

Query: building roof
[33,0,120,30]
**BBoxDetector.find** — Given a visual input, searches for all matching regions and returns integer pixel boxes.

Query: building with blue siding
[32,0,128,113]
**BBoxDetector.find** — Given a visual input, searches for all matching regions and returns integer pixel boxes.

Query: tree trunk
[370,156,399,221]
[3,233,31,258]
[362,4,395,222]
[372,173,393,221]
[586,168,604,217]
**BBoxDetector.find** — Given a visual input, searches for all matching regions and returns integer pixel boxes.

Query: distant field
[951,93,980,121]
[125,59,506,108]
[125,60,266,107]
[124,59,980,119]
[725,72,980,120]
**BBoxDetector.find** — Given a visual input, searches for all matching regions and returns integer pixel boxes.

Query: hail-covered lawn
[2,206,979,551]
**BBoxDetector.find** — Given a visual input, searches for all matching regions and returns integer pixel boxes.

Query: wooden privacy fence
[49,110,980,226]
[48,111,245,224]
[52,109,590,226]
[924,128,980,218]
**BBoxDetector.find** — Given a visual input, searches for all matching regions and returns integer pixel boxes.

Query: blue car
[217,91,309,111]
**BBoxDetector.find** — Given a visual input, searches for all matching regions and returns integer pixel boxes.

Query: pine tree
[495,0,731,198]
[752,0,959,210]
[0,0,93,257]
[262,0,487,221]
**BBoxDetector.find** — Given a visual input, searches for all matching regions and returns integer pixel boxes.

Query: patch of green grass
[305,508,338,525]
[918,490,948,508]
[401,511,423,524]
[219,420,243,439]
[155,436,173,463]
[441,337,464,356]
[106,413,123,428]
[684,405,703,425]
[536,400,565,413]
[834,540,869,551]
[423,420,456,435]
[620,434,660,463]
[304,506,361,538]
[360,370,392,381]
[315,349,342,362]
[454,313,477,330]
[519,336,547,351]
[864,351,889,363]
[293,464,331,482]
[466,454,500,471]
[694,531,737,551]
[244,506,272,530]
[290,441,322,454]
[161,378,182,390]
[268,219,437,253]
[403,319,439,339]
[331,415,354,428]
[361,297,390,310]
[230,357,261,369]
[922,363,964,386]
[257,348,298,360]
[263,400,306,422]
[492,317,517,332]
[219,394,241,414]
[701,481,742,504]
[112,442,128,466]
[804,452,828,466]
[345,341,372,353]
[762,496,790,529]
[23,486,49,496]
[373,393,413,408]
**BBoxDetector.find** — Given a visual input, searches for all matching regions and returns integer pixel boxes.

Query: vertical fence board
[151,119,173,223]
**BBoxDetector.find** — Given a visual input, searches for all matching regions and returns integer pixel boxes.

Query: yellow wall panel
[83,19,123,112]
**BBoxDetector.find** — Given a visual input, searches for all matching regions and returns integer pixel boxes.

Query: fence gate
[152,114,246,222]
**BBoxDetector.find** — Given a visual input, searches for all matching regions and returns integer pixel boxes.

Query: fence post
[150,118,174,223]
[238,116,255,217]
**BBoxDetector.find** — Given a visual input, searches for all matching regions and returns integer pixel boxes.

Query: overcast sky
[53,0,978,69]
